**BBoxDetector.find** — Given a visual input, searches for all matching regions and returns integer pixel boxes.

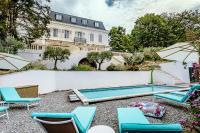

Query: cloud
[50,0,200,33]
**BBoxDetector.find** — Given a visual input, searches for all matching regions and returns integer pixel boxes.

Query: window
[94,22,99,27]
[71,17,77,23]
[90,34,94,42]
[53,28,58,37]
[39,46,42,50]
[75,32,85,38]
[55,14,62,20]
[82,19,87,25]
[99,34,102,42]
[64,30,69,38]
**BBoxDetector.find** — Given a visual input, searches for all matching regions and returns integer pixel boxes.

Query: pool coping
[73,85,190,105]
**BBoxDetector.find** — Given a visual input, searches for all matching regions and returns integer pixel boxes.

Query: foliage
[87,51,113,70]
[123,53,144,71]
[179,91,200,133]
[21,62,47,70]
[131,13,171,48]
[109,26,135,52]
[0,0,50,43]
[109,10,200,52]
[70,65,95,71]
[107,64,127,71]
[143,47,163,61]
[0,36,24,54]
[43,46,70,70]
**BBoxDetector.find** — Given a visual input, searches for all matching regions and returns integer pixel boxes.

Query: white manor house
[18,11,124,70]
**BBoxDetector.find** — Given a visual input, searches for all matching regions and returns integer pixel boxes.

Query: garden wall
[0,70,151,94]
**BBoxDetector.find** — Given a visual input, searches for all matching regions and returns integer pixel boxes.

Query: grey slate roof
[50,11,106,30]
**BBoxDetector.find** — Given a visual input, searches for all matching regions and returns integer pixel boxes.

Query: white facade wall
[47,21,109,46]
[0,71,151,94]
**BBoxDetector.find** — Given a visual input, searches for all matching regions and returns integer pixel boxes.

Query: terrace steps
[158,70,187,85]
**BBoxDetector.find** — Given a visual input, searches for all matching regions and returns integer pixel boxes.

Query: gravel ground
[0,91,190,133]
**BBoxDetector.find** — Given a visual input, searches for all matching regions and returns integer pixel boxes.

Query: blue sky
[50,0,200,32]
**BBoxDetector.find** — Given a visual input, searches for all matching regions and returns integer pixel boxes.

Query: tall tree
[131,13,170,48]
[43,46,71,70]
[109,26,135,52]
[87,51,113,70]
[0,0,50,43]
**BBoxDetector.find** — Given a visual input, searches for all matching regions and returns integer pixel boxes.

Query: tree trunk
[98,63,102,70]
[54,59,58,70]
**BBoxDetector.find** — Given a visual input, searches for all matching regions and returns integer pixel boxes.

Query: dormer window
[82,19,87,25]
[55,14,62,20]
[71,17,77,23]
[94,22,99,28]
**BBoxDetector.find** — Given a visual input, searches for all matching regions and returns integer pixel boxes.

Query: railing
[74,37,86,44]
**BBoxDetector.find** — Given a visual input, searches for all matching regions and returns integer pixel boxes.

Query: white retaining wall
[159,62,191,83]
[0,70,151,94]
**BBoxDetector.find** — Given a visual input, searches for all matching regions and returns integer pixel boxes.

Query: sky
[50,0,200,33]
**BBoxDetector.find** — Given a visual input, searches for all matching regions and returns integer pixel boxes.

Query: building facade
[27,11,109,53]
[18,11,126,70]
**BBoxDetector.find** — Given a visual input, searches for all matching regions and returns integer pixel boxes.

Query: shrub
[179,91,200,132]
[124,53,144,66]
[107,64,127,71]
[22,62,47,70]
[143,47,162,61]
[70,65,95,71]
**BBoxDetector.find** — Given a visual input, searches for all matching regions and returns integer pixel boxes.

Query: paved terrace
[0,91,190,133]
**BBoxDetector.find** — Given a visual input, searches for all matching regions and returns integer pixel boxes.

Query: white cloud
[50,0,200,32]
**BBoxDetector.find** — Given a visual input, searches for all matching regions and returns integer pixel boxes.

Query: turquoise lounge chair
[32,106,96,133]
[154,84,200,104]
[117,108,182,133]
[0,87,41,110]
[0,102,9,119]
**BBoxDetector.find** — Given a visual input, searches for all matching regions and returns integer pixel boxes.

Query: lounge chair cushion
[118,108,149,133]
[181,84,200,102]
[72,107,96,133]
[6,98,41,103]
[121,123,183,133]
[0,87,21,101]
[118,108,183,133]
[170,91,187,96]
[154,93,184,103]
[0,107,8,112]
[32,106,96,133]
[154,84,200,103]
[0,87,41,103]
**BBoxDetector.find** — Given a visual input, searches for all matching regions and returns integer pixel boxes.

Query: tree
[43,46,71,70]
[87,51,113,70]
[0,0,50,43]
[0,36,24,54]
[109,26,135,52]
[131,13,171,48]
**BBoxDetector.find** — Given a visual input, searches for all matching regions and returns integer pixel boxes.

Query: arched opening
[78,58,97,68]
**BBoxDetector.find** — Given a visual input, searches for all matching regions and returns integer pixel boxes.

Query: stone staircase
[158,70,187,86]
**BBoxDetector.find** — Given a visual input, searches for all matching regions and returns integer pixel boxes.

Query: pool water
[79,85,184,100]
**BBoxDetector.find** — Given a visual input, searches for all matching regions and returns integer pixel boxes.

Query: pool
[74,85,188,104]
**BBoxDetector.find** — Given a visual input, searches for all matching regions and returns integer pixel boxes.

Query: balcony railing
[74,37,86,44]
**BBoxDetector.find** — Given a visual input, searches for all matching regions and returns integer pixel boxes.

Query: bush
[107,64,127,71]
[124,53,144,66]
[22,62,47,70]
[143,47,162,61]
[70,65,95,71]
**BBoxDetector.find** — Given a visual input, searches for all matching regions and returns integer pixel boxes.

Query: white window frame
[55,14,62,20]
[90,33,94,42]
[71,17,77,23]
[53,28,58,37]
[99,34,102,43]
[94,22,100,28]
